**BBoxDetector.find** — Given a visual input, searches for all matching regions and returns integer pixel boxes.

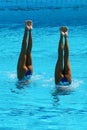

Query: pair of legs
[17,20,33,80]
[55,27,72,85]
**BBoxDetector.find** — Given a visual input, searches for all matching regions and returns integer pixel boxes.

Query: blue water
[0,22,87,130]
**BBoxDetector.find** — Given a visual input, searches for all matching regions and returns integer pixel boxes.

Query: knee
[65,74,72,83]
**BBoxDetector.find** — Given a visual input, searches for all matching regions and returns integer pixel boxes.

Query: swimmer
[54,26,72,85]
[17,20,33,80]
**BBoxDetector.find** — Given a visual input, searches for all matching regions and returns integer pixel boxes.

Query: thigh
[17,65,28,80]
[65,71,72,83]
[17,53,28,79]
[55,60,64,84]
[64,61,72,83]
[64,66,72,84]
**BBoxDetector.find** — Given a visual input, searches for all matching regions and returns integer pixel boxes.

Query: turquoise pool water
[0,22,87,130]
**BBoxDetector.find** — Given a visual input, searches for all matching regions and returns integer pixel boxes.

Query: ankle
[29,29,32,32]
[60,33,63,38]
[25,27,28,32]
[64,35,68,39]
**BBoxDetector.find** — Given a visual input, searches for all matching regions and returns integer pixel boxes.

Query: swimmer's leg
[64,30,72,83]
[17,23,28,80]
[26,21,33,74]
[55,28,64,84]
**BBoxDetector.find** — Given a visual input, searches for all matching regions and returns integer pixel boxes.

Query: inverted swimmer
[55,27,72,85]
[17,20,33,80]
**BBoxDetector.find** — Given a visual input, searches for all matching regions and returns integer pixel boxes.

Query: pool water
[0,23,87,130]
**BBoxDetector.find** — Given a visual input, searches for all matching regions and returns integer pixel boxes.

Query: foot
[64,26,68,37]
[60,27,65,36]
[25,20,33,31]
[60,26,68,37]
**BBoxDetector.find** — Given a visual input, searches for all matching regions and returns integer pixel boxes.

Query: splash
[53,79,83,96]
[9,73,16,79]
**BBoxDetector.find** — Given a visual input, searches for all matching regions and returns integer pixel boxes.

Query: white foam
[44,78,53,82]
[9,73,16,79]
[32,74,43,81]
[56,79,82,87]
[55,79,83,94]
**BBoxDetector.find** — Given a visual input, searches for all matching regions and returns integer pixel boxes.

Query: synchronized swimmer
[54,27,72,85]
[17,20,72,86]
[17,20,33,80]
